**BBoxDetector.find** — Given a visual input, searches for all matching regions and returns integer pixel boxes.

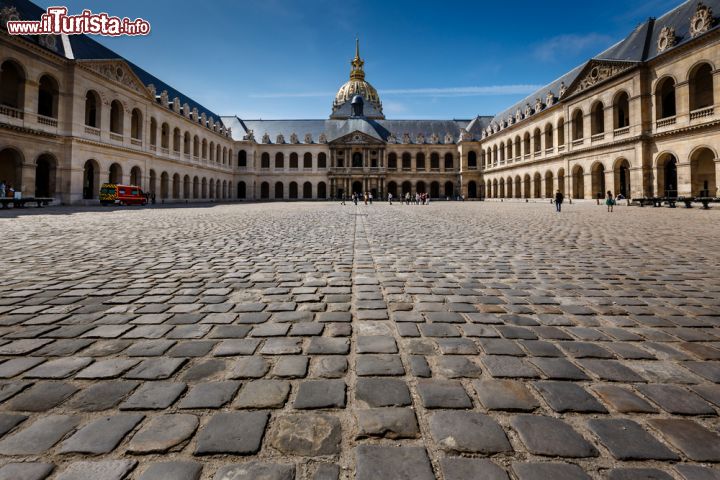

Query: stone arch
[110,100,124,135]
[160,172,169,199]
[129,165,142,187]
[289,181,298,199]
[467,151,477,169]
[533,172,542,198]
[690,146,717,197]
[303,152,312,169]
[290,152,299,169]
[201,177,207,199]
[514,175,522,199]
[193,176,199,199]
[130,108,142,140]
[523,174,531,198]
[318,153,327,169]
[613,158,631,198]
[275,152,284,169]
[544,170,554,198]
[613,91,630,129]
[655,152,678,197]
[590,101,605,135]
[655,76,676,119]
[84,90,101,128]
[402,181,412,195]
[416,181,426,194]
[444,153,453,170]
[402,152,411,170]
[572,108,584,140]
[467,181,477,198]
[444,181,454,198]
[275,181,284,199]
[82,159,100,199]
[572,165,584,199]
[34,153,57,197]
[430,181,439,198]
[172,173,180,199]
[37,74,59,119]
[183,175,191,199]
[0,59,26,109]
[591,161,606,198]
[108,163,122,184]
[303,181,312,199]
[388,152,398,170]
[557,168,566,195]
[317,182,327,199]
[239,150,247,167]
[260,181,269,199]
[689,62,714,111]
[387,181,398,197]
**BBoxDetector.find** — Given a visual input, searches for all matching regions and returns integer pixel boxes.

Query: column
[676,161,692,197]
[676,81,690,125]
[583,173,592,200]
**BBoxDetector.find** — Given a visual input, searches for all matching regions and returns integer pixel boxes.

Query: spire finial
[350,36,365,81]
[355,37,360,59]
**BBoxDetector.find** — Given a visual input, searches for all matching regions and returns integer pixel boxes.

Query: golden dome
[332,39,383,115]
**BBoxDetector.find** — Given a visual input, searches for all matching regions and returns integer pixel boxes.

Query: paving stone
[195,411,269,455]
[510,415,598,458]
[356,378,411,407]
[356,354,404,376]
[593,385,658,413]
[294,380,346,409]
[180,359,227,382]
[637,384,716,415]
[119,382,186,410]
[511,462,592,480]
[127,413,198,453]
[0,358,45,378]
[67,381,139,411]
[272,356,309,378]
[75,358,139,379]
[58,413,143,454]
[125,358,186,380]
[230,357,270,378]
[473,379,539,411]
[408,355,431,377]
[307,337,350,355]
[0,414,80,455]
[23,357,92,378]
[214,339,261,356]
[138,461,202,480]
[416,379,472,408]
[0,413,26,437]
[233,380,290,408]
[312,464,340,480]
[356,445,435,480]
[429,411,511,454]
[213,463,294,480]
[441,458,509,480]
[675,465,720,480]
[482,355,539,378]
[355,408,419,439]
[648,418,720,461]
[0,462,54,480]
[533,381,607,413]
[313,356,348,378]
[3,381,78,411]
[586,419,679,460]
[356,335,398,353]
[607,468,674,480]
[55,460,137,480]
[528,357,590,380]
[576,359,646,382]
[269,413,341,455]
[433,356,482,378]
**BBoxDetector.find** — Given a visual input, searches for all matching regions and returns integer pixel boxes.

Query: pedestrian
[341,193,346,205]
[606,190,615,212]
[0,180,5,198]
[353,193,358,206]
[388,192,393,205]
[405,192,410,205]
[364,192,368,205]
[554,190,564,212]
[151,192,156,204]
[369,192,373,205]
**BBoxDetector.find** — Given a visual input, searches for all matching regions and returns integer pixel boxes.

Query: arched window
[237,181,246,199]
[172,173,180,199]
[289,181,298,199]
[430,153,439,170]
[130,166,142,186]
[544,124,553,149]
[110,100,124,135]
[0,60,25,109]
[533,129,541,153]
[468,151,477,169]
[130,109,142,140]
[202,139,207,159]
[303,152,312,169]
[261,182,269,199]
[557,118,565,145]
[416,153,425,171]
[290,152,298,169]
[37,74,59,118]
[222,147,227,164]
[193,136,200,157]
[261,152,270,169]
[572,109,584,140]
[388,153,397,170]
[689,63,714,111]
[303,181,312,199]
[318,152,327,169]
[500,142,506,162]
[614,92,630,129]
[161,123,169,148]
[655,77,676,119]
[183,132,191,154]
[402,152,411,170]
[275,152,284,169]
[108,163,122,184]
[444,153,453,170]
[523,133,531,155]
[239,150,247,167]
[514,136,521,158]
[591,101,605,135]
[85,90,100,128]
[275,181,284,199]
[184,175,191,199]
[317,182,327,199]
[173,128,182,152]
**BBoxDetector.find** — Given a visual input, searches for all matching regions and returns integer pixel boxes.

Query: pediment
[77,59,153,99]
[329,130,384,145]
[564,60,637,98]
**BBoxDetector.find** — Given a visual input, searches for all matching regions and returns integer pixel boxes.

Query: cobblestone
[0,201,719,477]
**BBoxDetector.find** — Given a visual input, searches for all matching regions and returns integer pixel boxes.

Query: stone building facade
[0,0,718,204]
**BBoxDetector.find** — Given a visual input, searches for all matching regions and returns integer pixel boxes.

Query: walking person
[554,190,564,212]
[0,180,5,198]
[388,192,393,205]
[364,192,368,205]
[341,193,346,205]
[369,192,373,205]
[606,190,615,212]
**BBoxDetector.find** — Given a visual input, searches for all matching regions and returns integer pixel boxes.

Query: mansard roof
[1,0,222,122]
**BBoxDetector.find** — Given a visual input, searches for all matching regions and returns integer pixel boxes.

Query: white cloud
[533,33,614,61]
[249,84,542,99]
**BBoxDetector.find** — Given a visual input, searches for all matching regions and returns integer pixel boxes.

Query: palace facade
[1,0,719,204]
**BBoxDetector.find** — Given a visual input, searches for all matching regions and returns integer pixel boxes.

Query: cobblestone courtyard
[0,201,719,480]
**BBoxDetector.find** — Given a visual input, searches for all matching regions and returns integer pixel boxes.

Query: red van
[100,183,147,206]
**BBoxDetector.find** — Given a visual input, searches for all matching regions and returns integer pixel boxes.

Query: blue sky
[35,0,682,119]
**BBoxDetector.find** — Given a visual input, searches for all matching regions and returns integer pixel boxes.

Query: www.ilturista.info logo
[6,6,151,36]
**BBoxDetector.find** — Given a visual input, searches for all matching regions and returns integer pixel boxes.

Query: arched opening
[614,92,630,129]
[533,173,542,198]
[130,109,142,140]
[172,174,180,199]
[444,153,453,170]
[37,74,59,118]
[505,177,512,198]
[201,139,207,159]
[34,154,56,197]
[0,60,25,109]
[183,175,191,199]
[239,150,247,167]
[533,129,541,153]
[237,181,246,199]
[110,100,124,135]
[416,181,426,194]
[318,153,327,169]
[416,153,425,171]
[467,181,477,198]
[572,109,584,140]
[402,153,411,170]
[444,181,454,198]
[557,168,566,195]
[303,152,312,169]
[544,171,554,198]
[523,133,531,157]
[656,77,676,119]
[557,118,565,146]
[261,152,270,169]
[290,152,299,169]
[514,136,521,158]
[523,174,531,198]
[468,151,477,169]
[209,179,215,199]
[129,166,141,187]
[614,159,631,198]
[591,101,605,135]
[108,163,122,184]
[430,153,439,170]
[275,152,284,169]
[222,147,227,165]
[387,181,398,197]
[149,170,157,196]
[303,181,312,199]
[387,153,397,170]
[690,147,717,197]
[500,142,506,162]
[193,176,199,199]
[591,163,606,198]
[572,165,584,199]
[353,152,363,168]
[492,179,498,198]
[82,159,100,199]
[353,181,364,195]
[160,172,169,199]
[173,128,182,152]
[514,176,522,199]
[317,182,327,199]
[201,178,208,199]
[289,181,298,199]
[85,90,100,128]
[656,154,678,197]
[193,136,199,157]
[401,181,412,196]
[222,180,228,199]
[544,124,553,150]
[430,181,439,198]
[161,123,169,149]
[500,178,506,198]
[689,63,714,111]
[260,182,269,199]
[183,132,191,154]
[275,181,284,199]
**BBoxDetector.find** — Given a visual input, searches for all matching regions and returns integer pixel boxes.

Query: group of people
[0,181,15,198]
[341,192,374,205]
[392,192,431,205]
[553,189,621,212]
